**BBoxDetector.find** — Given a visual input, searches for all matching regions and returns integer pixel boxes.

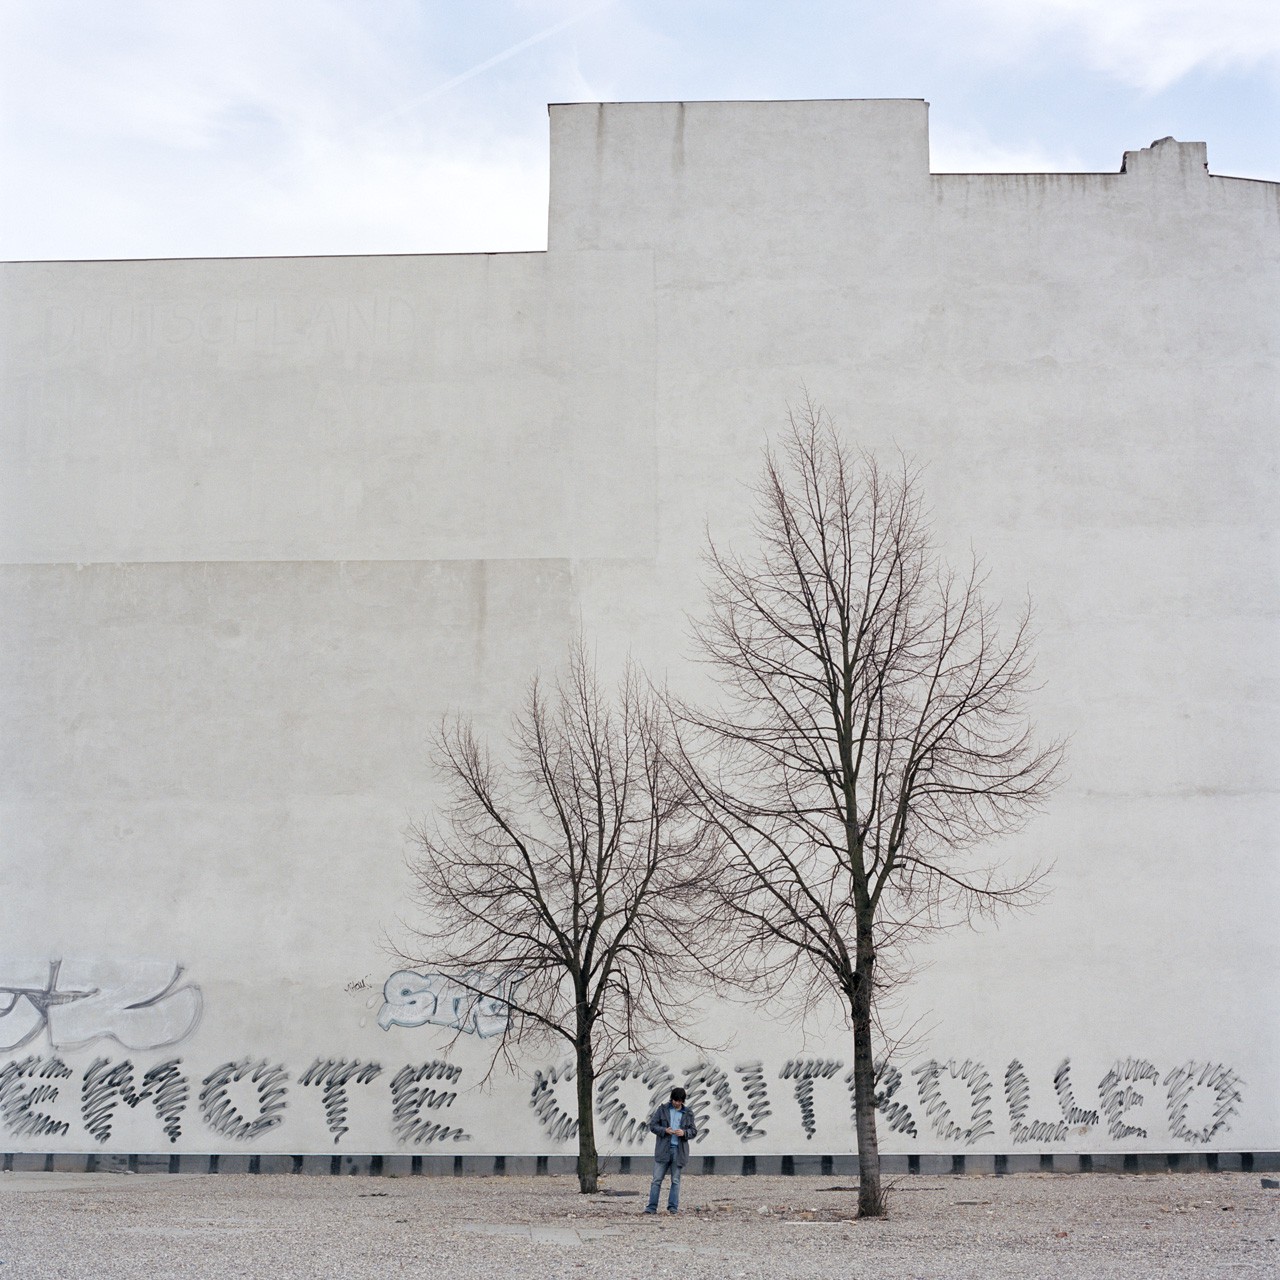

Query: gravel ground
[0,1169,1276,1279]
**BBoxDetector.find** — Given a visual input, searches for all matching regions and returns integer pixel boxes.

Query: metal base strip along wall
[3,1151,1278,1177]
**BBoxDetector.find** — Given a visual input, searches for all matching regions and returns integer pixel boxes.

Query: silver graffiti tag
[377,970,521,1039]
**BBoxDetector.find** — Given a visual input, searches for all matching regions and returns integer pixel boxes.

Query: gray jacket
[648,1102,698,1167]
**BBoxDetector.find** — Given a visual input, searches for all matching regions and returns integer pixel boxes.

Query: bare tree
[404,643,720,1193]
[682,400,1063,1217]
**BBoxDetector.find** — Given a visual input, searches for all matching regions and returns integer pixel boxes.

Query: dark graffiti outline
[1055,1059,1099,1127]
[1006,1058,1069,1143]
[530,1060,579,1143]
[780,1059,842,1141]
[199,1060,289,1141]
[299,1059,383,1145]
[0,1050,1251,1148]
[81,1057,187,1144]
[389,1061,470,1144]
[1163,1061,1244,1145]
[0,1055,72,1139]
[867,1062,918,1137]
[683,1061,771,1143]
[1099,1057,1159,1140]
[596,1059,673,1145]
[914,1058,995,1146]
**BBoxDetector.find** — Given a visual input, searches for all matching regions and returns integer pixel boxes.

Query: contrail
[347,1,616,137]
[219,3,615,213]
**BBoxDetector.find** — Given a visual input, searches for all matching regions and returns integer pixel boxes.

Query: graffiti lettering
[1005,1058,1068,1143]
[684,1062,771,1143]
[530,1060,579,1143]
[914,1059,995,1146]
[1055,1059,1099,1127]
[0,959,202,1051]
[199,1060,289,1141]
[81,1058,187,1144]
[869,1062,917,1137]
[0,970,43,1049]
[389,1061,469,1144]
[0,1051,1249,1149]
[1163,1061,1243,1145]
[780,1059,843,1141]
[377,971,520,1039]
[1099,1057,1159,1140]
[0,1056,72,1139]
[596,1059,673,1145]
[300,1058,383,1144]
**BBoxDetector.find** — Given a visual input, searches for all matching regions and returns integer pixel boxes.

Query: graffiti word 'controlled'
[377,971,520,1039]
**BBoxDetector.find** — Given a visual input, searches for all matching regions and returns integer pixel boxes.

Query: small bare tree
[682,400,1063,1217]
[404,643,719,1193]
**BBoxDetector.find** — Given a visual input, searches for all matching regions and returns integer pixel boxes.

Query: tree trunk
[850,914,885,1217]
[574,1038,598,1194]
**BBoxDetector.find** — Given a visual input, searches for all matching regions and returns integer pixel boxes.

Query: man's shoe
[667,1208,678,1215]
[643,1208,657,1215]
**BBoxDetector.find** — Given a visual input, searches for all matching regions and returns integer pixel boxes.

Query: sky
[2,0,1277,261]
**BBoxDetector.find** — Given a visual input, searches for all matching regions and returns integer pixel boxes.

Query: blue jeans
[646,1152,682,1213]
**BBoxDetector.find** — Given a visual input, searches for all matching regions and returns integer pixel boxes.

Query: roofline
[547,97,930,108]
[0,248,548,267]
[930,169,1278,185]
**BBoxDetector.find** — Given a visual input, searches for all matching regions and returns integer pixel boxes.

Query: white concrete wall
[2,100,1276,1161]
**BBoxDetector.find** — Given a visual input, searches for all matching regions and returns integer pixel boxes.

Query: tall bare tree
[682,400,1063,1217]
[405,643,719,1193]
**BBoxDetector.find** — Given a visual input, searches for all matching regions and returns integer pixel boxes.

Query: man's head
[670,1087,686,1105]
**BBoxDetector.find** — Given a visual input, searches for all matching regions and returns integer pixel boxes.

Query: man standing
[644,1086,698,1215]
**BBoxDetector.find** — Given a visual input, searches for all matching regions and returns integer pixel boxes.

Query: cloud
[1,0,417,149]
[0,1,573,257]
[955,0,1280,91]
[1,1,1274,258]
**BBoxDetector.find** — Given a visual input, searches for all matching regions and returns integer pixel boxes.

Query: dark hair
[670,1087,686,1103]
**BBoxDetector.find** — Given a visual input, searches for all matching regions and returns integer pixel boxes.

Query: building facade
[2,100,1277,1170]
